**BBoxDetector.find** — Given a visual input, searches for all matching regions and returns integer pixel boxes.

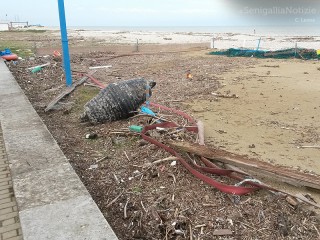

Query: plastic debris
[89,65,112,70]
[129,125,143,133]
[31,66,42,73]
[0,48,12,56]
[88,164,98,170]
[140,106,156,116]
[85,133,98,139]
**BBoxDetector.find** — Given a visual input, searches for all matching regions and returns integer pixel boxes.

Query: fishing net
[209,48,319,60]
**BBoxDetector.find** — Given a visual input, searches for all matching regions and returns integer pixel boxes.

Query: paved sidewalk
[0,124,22,240]
[0,59,118,240]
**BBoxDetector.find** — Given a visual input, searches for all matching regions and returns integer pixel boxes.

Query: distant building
[0,21,29,31]
[10,21,29,29]
[0,23,9,31]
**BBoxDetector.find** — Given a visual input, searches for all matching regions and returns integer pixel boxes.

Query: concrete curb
[0,60,118,240]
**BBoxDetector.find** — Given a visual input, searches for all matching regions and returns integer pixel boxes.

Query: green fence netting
[209,48,320,60]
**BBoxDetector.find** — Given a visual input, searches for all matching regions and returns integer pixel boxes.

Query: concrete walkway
[0,59,118,240]
[0,124,22,240]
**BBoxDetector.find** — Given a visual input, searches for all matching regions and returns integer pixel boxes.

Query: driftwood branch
[45,71,97,112]
[168,141,320,190]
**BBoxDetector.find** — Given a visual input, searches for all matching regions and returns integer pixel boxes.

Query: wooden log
[196,120,205,145]
[168,141,320,190]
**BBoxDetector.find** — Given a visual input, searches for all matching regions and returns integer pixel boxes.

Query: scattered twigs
[106,189,125,208]
[83,82,101,88]
[113,173,120,184]
[124,151,130,161]
[130,113,171,123]
[96,155,109,163]
[195,224,206,228]
[89,65,112,70]
[145,157,177,167]
[211,92,239,98]
[141,201,148,213]
[27,62,50,70]
[297,145,320,149]
[124,198,129,219]
[314,225,320,237]
[168,173,176,184]
[202,203,216,207]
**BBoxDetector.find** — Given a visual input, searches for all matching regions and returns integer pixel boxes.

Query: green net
[209,48,319,60]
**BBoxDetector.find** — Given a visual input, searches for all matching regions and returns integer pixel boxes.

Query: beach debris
[140,106,156,117]
[53,50,61,57]
[45,71,97,112]
[88,164,98,170]
[297,145,320,149]
[170,161,177,166]
[85,74,105,89]
[89,65,112,70]
[106,189,125,208]
[168,141,320,190]
[295,193,320,208]
[143,157,178,168]
[213,229,232,236]
[85,133,98,139]
[129,125,143,133]
[277,213,289,236]
[2,54,18,61]
[196,120,205,145]
[186,70,193,79]
[211,92,239,98]
[0,48,12,56]
[81,78,156,123]
[286,196,298,206]
[138,140,148,146]
[28,62,50,72]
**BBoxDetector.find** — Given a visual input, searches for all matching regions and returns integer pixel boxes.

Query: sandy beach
[2,27,320,239]
[25,26,320,51]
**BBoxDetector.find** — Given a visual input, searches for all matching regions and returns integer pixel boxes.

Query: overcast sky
[1,0,319,26]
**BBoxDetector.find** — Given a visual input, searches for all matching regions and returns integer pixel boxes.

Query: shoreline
[25,26,320,51]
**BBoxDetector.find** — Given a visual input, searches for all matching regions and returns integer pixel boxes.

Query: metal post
[57,0,72,86]
[256,37,262,51]
[135,39,139,52]
[210,35,214,49]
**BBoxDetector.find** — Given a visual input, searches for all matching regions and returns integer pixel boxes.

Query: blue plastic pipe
[57,0,72,86]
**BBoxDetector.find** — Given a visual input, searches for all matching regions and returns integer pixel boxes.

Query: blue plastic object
[0,49,12,56]
[140,106,156,116]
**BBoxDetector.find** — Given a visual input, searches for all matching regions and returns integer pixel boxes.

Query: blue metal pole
[57,0,72,86]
